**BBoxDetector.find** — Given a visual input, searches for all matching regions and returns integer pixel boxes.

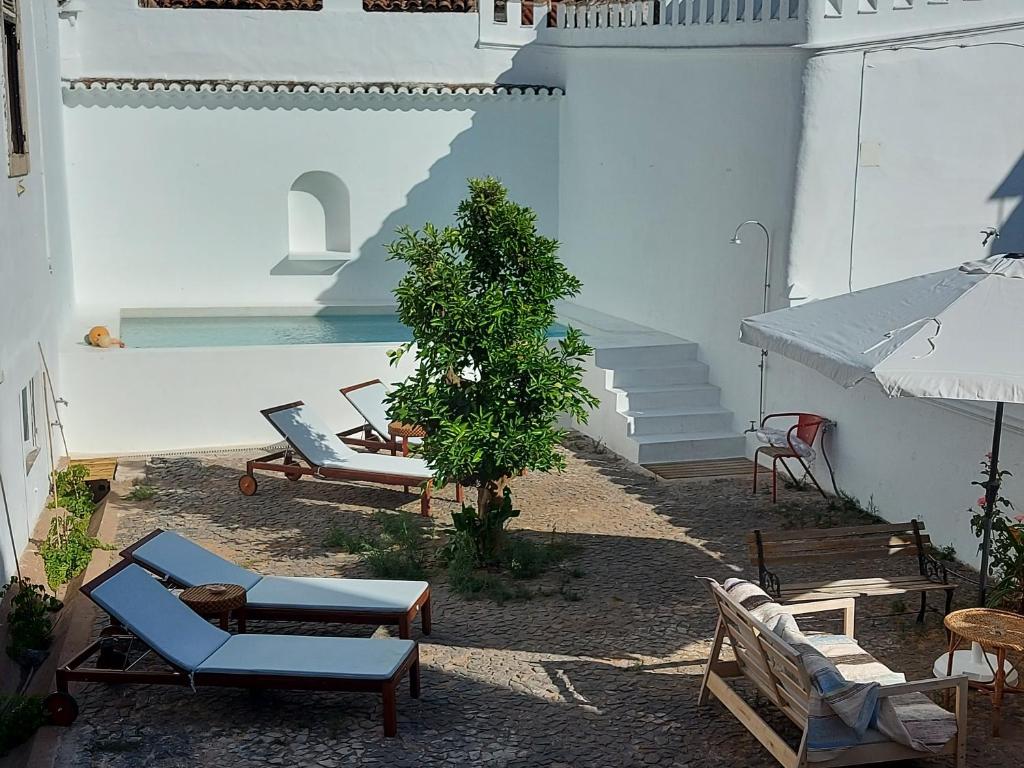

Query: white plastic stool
[933,641,1019,685]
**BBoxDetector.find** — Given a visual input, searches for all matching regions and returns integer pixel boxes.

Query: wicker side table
[179,584,247,633]
[945,607,1024,736]
[388,420,426,457]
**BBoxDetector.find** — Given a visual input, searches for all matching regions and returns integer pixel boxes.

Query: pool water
[120,313,569,348]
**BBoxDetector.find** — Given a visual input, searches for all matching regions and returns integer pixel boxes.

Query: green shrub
[50,465,94,519]
[363,549,425,581]
[39,515,108,590]
[325,512,427,580]
[0,695,47,756]
[0,577,62,662]
[323,527,371,554]
[125,484,158,502]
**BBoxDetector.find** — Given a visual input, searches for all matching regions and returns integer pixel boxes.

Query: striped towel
[721,579,955,763]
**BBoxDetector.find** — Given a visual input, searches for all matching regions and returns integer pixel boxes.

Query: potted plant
[1,577,63,668]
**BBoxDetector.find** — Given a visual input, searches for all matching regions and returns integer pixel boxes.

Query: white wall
[62,85,560,312]
[778,30,1024,562]
[60,342,417,455]
[59,0,557,85]
[556,47,807,433]
[0,0,74,580]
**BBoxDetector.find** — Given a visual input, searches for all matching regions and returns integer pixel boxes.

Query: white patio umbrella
[740,252,1024,682]
[741,253,1024,595]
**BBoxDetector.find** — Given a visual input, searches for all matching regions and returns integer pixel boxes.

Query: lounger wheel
[44,692,79,726]
[238,474,258,496]
[283,459,303,482]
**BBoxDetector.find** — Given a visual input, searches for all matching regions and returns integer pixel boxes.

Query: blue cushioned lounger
[122,529,431,638]
[49,562,420,736]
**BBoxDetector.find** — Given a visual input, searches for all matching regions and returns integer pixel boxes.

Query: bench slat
[746,522,927,544]
[750,533,928,556]
[757,546,922,566]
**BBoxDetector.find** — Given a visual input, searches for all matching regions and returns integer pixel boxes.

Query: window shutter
[1,0,17,22]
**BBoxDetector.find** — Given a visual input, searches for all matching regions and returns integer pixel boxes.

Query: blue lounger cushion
[132,530,262,590]
[265,403,432,478]
[197,635,416,680]
[89,564,232,672]
[133,532,428,612]
[247,576,428,613]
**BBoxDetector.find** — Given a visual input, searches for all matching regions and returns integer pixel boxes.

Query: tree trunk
[475,476,510,517]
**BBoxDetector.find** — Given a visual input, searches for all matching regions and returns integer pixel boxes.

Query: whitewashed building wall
[0,0,74,580]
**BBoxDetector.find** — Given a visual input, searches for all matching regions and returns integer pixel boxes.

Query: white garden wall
[61,84,560,313]
[0,0,74,580]
[58,0,557,85]
[556,46,807,436]
[778,28,1024,562]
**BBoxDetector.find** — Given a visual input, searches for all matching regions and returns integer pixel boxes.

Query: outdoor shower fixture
[730,220,771,424]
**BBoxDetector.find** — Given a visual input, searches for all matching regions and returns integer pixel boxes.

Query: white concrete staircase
[558,304,746,466]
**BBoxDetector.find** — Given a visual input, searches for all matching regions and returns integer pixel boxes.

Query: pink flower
[978,496,988,508]
[1014,514,1024,524]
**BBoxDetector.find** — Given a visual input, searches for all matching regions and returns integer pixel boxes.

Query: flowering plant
[969,453,1024,612]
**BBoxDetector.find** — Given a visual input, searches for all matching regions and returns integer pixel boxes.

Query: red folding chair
[752,412,828,503]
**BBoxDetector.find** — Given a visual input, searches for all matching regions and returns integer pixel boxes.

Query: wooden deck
[643,457,753,480]
[66,457,118,482]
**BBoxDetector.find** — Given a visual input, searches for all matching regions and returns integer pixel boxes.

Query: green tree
[386,178,598,557]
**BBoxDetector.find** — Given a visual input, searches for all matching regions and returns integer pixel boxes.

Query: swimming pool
[119,312,569,348]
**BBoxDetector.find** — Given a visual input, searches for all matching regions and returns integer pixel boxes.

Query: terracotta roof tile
[139,0,323,9]
[363,0,475,11]
[63,78,564,98]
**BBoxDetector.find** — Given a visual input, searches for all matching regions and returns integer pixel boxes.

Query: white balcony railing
[478,0,1023,50]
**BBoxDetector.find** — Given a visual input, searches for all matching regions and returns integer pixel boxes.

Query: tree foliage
[386,178,598,515]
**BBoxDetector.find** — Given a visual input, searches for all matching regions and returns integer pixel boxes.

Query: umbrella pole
[978,401,1005,607]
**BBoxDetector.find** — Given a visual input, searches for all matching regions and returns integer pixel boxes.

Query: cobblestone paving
[55,437,1023,767]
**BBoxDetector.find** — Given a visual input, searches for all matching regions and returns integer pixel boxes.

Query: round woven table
[944,607,1024,736]
[179,584,247,632]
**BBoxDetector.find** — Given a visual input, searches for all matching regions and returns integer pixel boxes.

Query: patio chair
[241,401,437,516]
[752,412,829,503]
[47,562,420,736]
[338,379,409,453]
[122,529,431,638]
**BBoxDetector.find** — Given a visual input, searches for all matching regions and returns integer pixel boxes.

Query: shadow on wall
[314,45,559,308]
[991,152,1024,253]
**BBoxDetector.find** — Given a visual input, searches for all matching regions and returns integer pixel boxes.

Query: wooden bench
[699,580,968,768]
[748,522,955,621]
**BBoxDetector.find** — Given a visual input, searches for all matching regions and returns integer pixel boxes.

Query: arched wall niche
[287,171,350,259]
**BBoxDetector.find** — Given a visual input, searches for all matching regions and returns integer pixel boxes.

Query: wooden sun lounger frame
[121,529,432,639]
[338,378,401,453]
[50,559,421,737]
[698,580,968,768]
[241,401,434,516]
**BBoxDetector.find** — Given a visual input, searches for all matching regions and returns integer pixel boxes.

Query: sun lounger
[47,562,420,736]
[241,401,436,515]
[338,379,411,453]
[122,529,431,638]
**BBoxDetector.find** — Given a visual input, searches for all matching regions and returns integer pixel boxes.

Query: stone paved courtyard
[54,437,1023,767]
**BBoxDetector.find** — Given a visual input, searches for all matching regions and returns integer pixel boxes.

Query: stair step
[634,431,748,465]
[626,406,734,435]
[616,384,722,410]
[612,361,709,388]
[595,342,699,369]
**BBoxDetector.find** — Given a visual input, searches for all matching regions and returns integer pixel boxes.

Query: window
[2,0,28,177]
[20,376,39,473]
